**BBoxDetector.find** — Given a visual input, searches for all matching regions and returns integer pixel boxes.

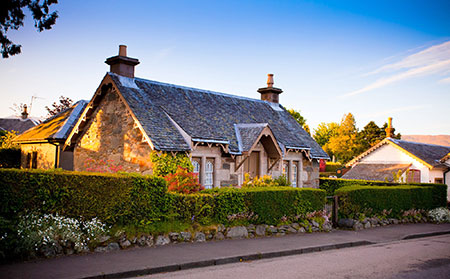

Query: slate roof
[0,118,40,134]
[235,123,268,152]
[342,163,411,182]
[387,138,450,168]
[108,73,329,159]
[15,101,88,142]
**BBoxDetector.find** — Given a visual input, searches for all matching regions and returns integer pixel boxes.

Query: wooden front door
[244,151,260,178]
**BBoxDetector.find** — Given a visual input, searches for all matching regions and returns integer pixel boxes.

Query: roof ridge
[130,74,269,104]
[389,138,450,148]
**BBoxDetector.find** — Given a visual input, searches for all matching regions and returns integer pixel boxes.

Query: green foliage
[203,187,326,225]
[325,162,342,173]
[1,0,59,58]
[0,149,21,168]
[319,177,446,197]
[168,193,215,225]
[165,166,203,194]
[336,185,447,218]
[0,130,19,149]
[313,122,339,147]
[0,169,168,225]
[242,173,287,187]
[150,152,193,177]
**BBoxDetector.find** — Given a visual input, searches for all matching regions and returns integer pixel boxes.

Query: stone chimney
[105,45,140,78]
[257,74,283,103]
[385,117,394,138]
[21,104,28,119]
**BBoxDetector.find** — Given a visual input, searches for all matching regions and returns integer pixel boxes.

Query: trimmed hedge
[204,187,326,224]
[0,169,168,225]
[319,177,446,196]
[0,169,327,226]
[336,184,447,218]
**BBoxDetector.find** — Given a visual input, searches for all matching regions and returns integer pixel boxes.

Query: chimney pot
[267,74,274,88]
[385,117,394,138]
[21,104,28,119]
[119,45,127,57]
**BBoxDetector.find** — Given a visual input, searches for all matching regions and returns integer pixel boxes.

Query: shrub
[320,177,446,197]
[0,169,168,225]
[165,166,203,194]
[168,193,214,225]
[428,207,450,223]
[150,152,193,177]
[325,162,342,173]
[242,174,290,188]
[336,185,447,219]
[204,187,326,225]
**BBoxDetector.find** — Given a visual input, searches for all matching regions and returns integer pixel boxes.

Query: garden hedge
[204,187,326,224]
[319,177,446,196]
[0,169,168,225]
[0,169,327,226]
[335,184,447,218]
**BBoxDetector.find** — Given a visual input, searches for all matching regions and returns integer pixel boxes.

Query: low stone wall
[41,221,333,257]
[338,216,430,230]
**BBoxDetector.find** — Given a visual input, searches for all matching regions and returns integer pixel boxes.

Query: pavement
[1,223,450,279]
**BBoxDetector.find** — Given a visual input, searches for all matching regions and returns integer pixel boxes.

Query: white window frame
[292,163,298,187]
[205,160,214,189]
[192,160,200,183]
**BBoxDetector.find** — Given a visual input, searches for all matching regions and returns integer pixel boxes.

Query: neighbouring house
[63,45,329,188]
[0,105,40,135]
[14,101,88,170]
[343,118,450,200]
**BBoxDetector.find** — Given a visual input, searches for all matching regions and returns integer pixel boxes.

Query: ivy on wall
[149,152,193,177]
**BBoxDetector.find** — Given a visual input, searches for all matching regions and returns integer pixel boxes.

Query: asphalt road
[138,234,450,279]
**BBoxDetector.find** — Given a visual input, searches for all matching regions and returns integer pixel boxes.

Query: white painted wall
[358,143,431,183]
[445,159,450,201]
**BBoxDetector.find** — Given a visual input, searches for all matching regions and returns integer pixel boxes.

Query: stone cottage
[14,101,88,170]
[64,46,329,188]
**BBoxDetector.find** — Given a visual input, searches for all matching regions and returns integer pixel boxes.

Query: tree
[45,95,73,118]
[324,113,360,163]
[288,109,306,127]
[357,121,383,152]
[313,122,339,147]
[1,0,59,58]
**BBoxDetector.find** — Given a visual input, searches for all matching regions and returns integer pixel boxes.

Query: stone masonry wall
[74,90,154,174]
[20,143,56,169]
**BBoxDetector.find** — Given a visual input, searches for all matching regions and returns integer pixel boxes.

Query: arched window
[192,160,200,183]
[292,163,298,187]
[205,160,214,189]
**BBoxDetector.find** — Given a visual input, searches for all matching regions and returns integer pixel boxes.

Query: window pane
[205,161,214,189]
[292,164,297,187]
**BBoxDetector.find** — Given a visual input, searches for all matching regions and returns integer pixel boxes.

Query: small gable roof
[15,101,88,143]
[347,138,450,169]
[342,163,411,182]
[107,73,329,159]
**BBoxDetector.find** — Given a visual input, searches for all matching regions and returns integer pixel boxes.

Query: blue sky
[1,0,449,135]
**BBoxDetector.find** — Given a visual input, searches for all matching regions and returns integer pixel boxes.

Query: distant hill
[402,135,450,147]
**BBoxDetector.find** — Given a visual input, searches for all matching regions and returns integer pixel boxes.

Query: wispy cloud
[342,40,450,98]
[361,105,431,118]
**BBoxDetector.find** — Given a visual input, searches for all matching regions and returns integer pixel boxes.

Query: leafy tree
[313,122,339,147]
[288,109,306,127]
[0,130,19,149]
[45,95,73,118]
[357,121,383,152]
[1,0,59,58]
[303,124,311,136]
[324,113,359,163]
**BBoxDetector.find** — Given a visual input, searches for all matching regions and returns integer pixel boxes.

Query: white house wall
[358,144,430,183]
